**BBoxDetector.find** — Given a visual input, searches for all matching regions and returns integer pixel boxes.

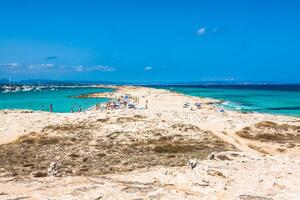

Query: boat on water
[2,86,20,93]
[2,85,36,93]
[12,86,21,92]
[1,76,26,93]
[35,86,42,91]
[21,85,34,92]
[2,85,12,90]
[2,87,12,93]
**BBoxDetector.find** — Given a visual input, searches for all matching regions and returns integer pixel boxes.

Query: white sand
[0,86,299,199]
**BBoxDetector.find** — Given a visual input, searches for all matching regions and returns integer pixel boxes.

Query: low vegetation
[236,121,300,143]
[247,143,269,155]
[0,121,235,177]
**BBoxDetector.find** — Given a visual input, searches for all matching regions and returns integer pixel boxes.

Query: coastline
[157,85,300,118]
[0,86,115,113]
[0,85,299,199]
[88,85,300,119]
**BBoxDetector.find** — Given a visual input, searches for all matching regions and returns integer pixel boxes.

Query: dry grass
[236,130,252,138]
[287,142,296,148]
[171,123,201,132]
[133,115,146,119]
[153,142,207,154]
[0,121,236,178]
[13,132,67,145]
[116,117,139,123]
[256,121,300,131]
[97,118,110,123]
[236,121,300,143]
[247,143,269,154]
[237,131,286,141]
[42,124,90,132]
[277,148,286,153]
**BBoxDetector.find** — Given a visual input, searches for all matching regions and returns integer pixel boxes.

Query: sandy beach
[0,86,300,199]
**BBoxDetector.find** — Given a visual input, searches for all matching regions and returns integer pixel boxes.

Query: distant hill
[0,79,299,86]
[19,79,123,85]
[0,79,9,85]
[0,79,123,86]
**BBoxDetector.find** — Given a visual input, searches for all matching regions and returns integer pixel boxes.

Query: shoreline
[1,85,299,147]
[87,86,300,119]
[166,87,300,119]
[0,86,116,114]
[1,85,299,119]
[0,85,299,199]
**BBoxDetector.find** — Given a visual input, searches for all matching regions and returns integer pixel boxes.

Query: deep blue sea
[155,85,300,117]
[0,87,113,113]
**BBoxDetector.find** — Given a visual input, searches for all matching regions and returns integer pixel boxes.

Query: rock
[47,162,59,176]
[188,159,198,170]
[207,169,226,178]
[208,152,232,161]
[208,152,216,160]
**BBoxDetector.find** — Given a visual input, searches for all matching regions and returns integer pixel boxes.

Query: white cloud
[93,65,115,72]
[0,63,19,70]
[224,77,235,81]
[27,63,54,70]
[38,63,54,67]
[197,27,220,36]
[74,65,84,72]
[74,65,115,72]
[197,27,207,36]
[144,66,153,71]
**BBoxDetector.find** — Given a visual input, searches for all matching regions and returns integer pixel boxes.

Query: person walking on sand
[146,100,148,109]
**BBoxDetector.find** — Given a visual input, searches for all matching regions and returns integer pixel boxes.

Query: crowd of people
[96,95,140,111]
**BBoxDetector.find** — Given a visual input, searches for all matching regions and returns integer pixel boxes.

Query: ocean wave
[221,101,247,111]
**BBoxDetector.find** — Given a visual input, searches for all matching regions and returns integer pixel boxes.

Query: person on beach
[146,100,148,109]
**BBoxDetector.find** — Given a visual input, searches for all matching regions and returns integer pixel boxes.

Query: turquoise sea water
[156,85,300,117]
[0,87,113,113]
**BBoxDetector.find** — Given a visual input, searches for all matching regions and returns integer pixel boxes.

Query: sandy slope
[1,151,300,200]
[90,86,300,155]
[0,86,299,199]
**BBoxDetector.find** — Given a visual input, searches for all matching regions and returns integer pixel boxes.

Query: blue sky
[0,0,300,83]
